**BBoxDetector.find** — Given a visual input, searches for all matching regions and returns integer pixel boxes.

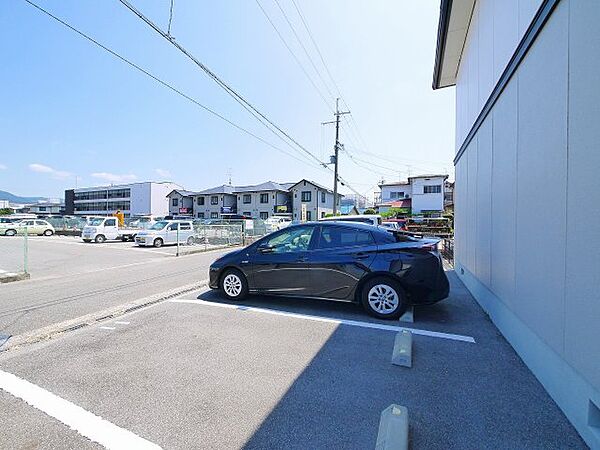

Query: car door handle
[353,252,369,260]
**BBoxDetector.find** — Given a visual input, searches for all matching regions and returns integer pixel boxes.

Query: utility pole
[322,98,350,215]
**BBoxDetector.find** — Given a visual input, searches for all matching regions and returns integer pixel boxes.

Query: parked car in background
[1,219,55,236]
[382,218,408,230]
[209,221,448,319]
[0,217,18,224]
[381,221,400,230]
[265,215,292,231]
[81,217,141,243]
[135,220,195,248]
[319,214,382,226]
[128,215,157,229]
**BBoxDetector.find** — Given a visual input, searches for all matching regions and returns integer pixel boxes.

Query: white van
[134,220,194,248]
[82,217,141,243]
[319,214,382,226]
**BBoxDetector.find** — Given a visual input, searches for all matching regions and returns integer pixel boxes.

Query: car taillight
[421,243,438,252]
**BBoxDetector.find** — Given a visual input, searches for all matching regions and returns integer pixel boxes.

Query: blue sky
[0,0,454,199]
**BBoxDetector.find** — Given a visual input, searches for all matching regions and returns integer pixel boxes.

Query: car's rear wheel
[220,269,248,300]
[153,238,163,248]
[361,276,407,320]
[5,229,16,236]
[186,236,194,245]
[43,229,53,236]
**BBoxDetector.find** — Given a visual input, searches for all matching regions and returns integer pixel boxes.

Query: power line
[118,0,329,170]
[21,0,325,172]
[117,0,370,198]
[272,0,337,102]
[254,0,333,113]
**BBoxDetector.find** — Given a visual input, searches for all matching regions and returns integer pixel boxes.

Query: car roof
[292,220,384,233]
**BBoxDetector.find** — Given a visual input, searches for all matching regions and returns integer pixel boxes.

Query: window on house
[197,212,204,219]
[197,197,204,205]
[172,198,178,207]
[424,185,441,194]
[301,191,311,202]
[306,211,312,221]
[390,191,404,199]
[321,212,325,218]
[243,211,251,217]
[260,193,269,203]
[260,212,268,220]
[243,194,251,204]
[321,192,326,203]
[210,196,219,205]
[211,212,218,219]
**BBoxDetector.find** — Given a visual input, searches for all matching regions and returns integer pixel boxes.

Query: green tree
[0,208,13,216]
[363,208,376,215]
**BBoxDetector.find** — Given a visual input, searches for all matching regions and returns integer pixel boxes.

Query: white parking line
[114,321,130,325]
[169,299,476,343]
[98,326,116,330]
[0,369,162,449]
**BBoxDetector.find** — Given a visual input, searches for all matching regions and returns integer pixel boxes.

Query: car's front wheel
[361,277,407,320]
[5,229,17,236]
[220,269,248,301]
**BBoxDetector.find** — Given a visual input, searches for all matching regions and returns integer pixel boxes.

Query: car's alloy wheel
[220,269,248,300]
[95,235,106,243]
[5,229,16,236]
[361,277,407,320]
[367,284,399,314]
[186,236,194,245]
[153,238,163,248]
[43,229,53,236]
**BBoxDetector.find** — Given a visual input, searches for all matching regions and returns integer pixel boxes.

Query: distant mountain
[0,190,47,204]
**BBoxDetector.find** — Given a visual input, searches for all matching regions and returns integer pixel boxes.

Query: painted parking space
[0,282,586,449]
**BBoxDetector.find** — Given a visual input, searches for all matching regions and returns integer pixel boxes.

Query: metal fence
[441,238,454,265]
[0,229,29,279]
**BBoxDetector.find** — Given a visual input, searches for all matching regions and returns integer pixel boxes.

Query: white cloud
[0,164,6,170]
[29,163,71,179]
[91,172,137,183]
[155,168,171,178]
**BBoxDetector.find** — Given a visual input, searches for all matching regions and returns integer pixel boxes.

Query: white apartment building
[434,1,599,446]
[234,181,293,220]
[194,185,237,219]
[376,175,448,214]
[289,179,341,221]
[65,182,181,217]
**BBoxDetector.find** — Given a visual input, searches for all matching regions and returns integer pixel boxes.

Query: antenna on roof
[226,168,232,185]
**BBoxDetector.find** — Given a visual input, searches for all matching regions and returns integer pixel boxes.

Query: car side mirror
[258,243,275,253]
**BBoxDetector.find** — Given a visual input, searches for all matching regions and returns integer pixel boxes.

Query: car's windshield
[88,218,104,226]
[150,221,168,230]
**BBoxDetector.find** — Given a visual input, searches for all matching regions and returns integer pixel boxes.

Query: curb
[1,280,208,352]
[0,272,30,284]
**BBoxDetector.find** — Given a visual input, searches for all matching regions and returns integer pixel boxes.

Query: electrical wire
[21,0,325,172]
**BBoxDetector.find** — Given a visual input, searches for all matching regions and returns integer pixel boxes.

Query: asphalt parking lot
[0,270,586,449]
[0,235,219,279]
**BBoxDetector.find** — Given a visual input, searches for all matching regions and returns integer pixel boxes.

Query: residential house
[289,179,342,221]
[166,189,196,217]
[433,0,599,446]
[375,174,448,214]
[28,200,64,216]
[233,181,293,220]
[194,184,237,219]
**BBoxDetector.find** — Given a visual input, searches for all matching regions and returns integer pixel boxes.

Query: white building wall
[456,0,544,147]
[150,183,180,217]
[410,177,445,213]
[130,183,150,216]
[453,1,600,446]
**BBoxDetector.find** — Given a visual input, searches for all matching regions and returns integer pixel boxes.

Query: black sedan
[209,221,449,319]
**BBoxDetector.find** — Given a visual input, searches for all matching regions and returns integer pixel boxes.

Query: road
[0,236,230,340]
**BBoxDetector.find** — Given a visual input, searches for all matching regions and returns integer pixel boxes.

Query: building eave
[432,0,476,90]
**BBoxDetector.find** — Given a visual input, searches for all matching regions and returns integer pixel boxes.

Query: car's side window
[265,226,315,253]
[317,226,375,249]
[180,223,191,230]
[105,219,116,227]
[167,223,178,231]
